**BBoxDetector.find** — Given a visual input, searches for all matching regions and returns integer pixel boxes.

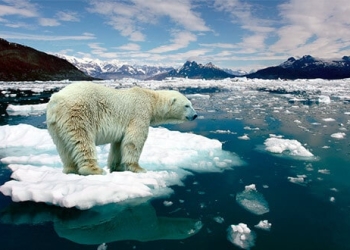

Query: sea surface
[0,79,350,250]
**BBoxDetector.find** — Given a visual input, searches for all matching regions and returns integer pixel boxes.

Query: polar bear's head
[157,90,197,124]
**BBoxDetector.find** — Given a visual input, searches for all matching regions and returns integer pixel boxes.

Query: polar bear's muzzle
[186,113,198,121]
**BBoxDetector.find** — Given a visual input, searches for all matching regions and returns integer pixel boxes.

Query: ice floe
[0,124,244,209]
[264,135,314,158]
[236,184,269,215]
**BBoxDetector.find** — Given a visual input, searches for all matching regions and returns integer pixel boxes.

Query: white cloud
[38,17,60,27]
[132,0,209,32]
[199,43,239,49]
[148,31,197,53]
[107,15,145,42]
[117,43,141,51]
[213,0,275,54]
[56,11,80,22]
[270,0,350,57]
[88,43,121,59]
[87,0,209,42]
[1,32,95,41]
[0,0,38,17]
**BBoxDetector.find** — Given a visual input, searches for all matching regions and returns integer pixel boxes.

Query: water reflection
[1,200,202,245]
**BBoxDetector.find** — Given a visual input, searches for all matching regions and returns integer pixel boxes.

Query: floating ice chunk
[318,169,330,174]
[330,197,335,202]
[236,184,269,215]
[331,132,346,139]
[288,175,308,186]
[163,201,173,206]
[264,136,314,158]
[97,243,107,250]
[318,95,331,103]
[322,118,335,122]
[186,94,210,99]
[238,134,250,140]
[227,223,256,249]
[0,124,243,209]
[6,103,47,116]
[244,126,259,131]
[210,129,236,134]
[254,220,272,231]
[213,216,224,224]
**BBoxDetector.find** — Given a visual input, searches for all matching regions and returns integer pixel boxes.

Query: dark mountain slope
[0,38,95,81]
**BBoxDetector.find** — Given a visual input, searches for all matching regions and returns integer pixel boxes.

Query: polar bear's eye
[185,105,190,108]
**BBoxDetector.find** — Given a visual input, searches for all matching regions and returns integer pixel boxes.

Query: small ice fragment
[236,184,269,215]
[254,220,272,231]
[238,134,250,140]
[97,243,107,250]
[330,197,335,202]
[318,169,330,174]
[227,223,256,249]
[322,118,335,122]
[213,216,224,224]
[331,132,346,139]
[318,95,331,103]
[163,201,173,206]
[288,176,307,186]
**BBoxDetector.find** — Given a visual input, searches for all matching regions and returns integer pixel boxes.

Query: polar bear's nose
[187,114,197,121]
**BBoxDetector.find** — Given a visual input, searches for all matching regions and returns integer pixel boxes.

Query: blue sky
[1,0,350,71]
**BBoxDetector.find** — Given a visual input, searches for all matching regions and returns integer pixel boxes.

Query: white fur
[46,82,197,175]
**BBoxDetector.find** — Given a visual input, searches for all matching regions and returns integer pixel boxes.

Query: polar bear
[46,82,197,175]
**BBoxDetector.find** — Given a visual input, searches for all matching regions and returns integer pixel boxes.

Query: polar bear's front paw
[78,165,104,175]
[126,163,147,173]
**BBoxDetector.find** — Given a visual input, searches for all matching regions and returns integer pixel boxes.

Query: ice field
[0,78,350,249]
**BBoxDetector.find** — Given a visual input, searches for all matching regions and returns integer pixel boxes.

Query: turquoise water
[0,84,350,249]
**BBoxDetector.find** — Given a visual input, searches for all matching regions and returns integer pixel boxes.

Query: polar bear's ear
[171,97,177,105]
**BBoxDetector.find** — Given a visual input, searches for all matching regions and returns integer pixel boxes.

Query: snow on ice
[0,123,243,209]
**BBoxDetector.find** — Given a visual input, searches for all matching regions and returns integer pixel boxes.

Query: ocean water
[0,79,350,250]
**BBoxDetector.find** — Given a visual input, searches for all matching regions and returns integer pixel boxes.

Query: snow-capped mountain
[246,55,350,80]
[56,54,174,80]
[222,68,247,76]
[148,61,235,80]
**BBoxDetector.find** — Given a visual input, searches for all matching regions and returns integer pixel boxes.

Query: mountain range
[246,55,350,80]
[146,61,235,80]
[0,38,94,81]
[57,55,175,80]
[1,38,350,81]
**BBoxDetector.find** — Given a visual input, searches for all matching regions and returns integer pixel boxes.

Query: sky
[1,0,350,71]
